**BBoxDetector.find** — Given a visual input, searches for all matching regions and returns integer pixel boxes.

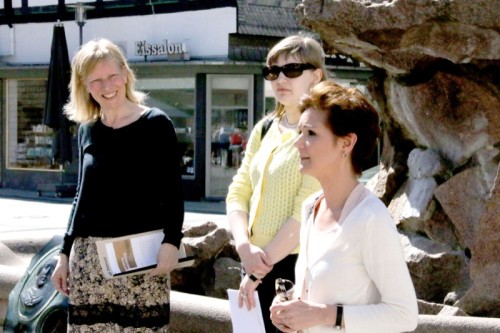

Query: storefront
[0,1,372,200]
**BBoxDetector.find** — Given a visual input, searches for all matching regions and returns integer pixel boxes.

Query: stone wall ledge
[2,238,500,332]
[168,293,500,333]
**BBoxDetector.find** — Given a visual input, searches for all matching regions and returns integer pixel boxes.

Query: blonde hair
[63,38,146,124]
[266,34,329,118]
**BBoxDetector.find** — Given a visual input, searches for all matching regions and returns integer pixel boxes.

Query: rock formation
[170,0,499,319]
[294,0,500,317]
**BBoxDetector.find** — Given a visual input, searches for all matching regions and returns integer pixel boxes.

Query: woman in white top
[270,81,418,333]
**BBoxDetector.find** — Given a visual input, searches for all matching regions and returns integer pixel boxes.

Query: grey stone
[408,148,445,179]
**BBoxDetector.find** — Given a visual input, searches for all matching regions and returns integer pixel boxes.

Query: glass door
[206,75,254,198]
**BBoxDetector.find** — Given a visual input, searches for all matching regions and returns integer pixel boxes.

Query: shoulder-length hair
[63,38,146,124]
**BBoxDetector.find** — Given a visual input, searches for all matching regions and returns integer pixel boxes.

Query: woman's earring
[342,151,347,158]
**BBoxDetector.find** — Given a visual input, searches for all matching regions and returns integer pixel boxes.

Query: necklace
[282,115,298,128]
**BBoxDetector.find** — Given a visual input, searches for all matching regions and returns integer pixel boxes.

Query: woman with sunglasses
[269,81,418,333]
[226,34,328,332]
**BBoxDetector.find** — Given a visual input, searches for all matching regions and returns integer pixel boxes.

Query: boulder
[298,0,500,317]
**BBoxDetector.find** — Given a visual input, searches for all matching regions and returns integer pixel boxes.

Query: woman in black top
[51,38,184,332]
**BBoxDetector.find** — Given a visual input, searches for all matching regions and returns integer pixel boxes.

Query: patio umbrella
[43,22,73,167]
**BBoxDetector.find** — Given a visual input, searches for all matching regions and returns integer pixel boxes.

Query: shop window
[206,75,254,198]
[6,79,63,170]
[6,78,196,175]
[136,77,196,177]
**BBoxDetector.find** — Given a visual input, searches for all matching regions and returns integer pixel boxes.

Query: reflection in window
[6,79,61,170]
[136,77,196,177]
[207,75,253,198]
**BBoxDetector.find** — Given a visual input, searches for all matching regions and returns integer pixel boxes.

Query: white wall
[0,7,236,64]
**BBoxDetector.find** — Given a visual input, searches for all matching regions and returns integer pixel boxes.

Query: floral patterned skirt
[68,237,170,332]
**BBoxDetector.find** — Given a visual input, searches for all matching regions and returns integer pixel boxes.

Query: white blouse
[295,184,418,333]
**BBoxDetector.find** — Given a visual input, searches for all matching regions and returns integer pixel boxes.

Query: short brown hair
[299,81,381,175]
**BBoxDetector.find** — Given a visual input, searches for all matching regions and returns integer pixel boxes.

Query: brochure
[95,229,194,279]
[227,289,266,333]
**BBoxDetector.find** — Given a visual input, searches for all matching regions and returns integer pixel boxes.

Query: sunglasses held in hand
[275,278,295,301]
[262,63,316,81]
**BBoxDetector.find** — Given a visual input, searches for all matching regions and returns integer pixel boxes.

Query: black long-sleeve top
[60,108,184,256]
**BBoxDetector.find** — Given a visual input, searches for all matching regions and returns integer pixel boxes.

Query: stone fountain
[296,0,499,318]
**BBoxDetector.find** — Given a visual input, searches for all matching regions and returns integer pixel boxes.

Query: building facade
[0,0,371,200]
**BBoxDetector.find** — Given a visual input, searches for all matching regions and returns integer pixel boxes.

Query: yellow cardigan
[226,117,321,253]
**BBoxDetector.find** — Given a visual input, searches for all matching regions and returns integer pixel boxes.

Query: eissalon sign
[135,40,190,60]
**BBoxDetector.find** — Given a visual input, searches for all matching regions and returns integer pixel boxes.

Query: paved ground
[0,188,228,237]
[0,189,229,333]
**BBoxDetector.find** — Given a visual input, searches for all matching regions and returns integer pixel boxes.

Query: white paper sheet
[227,289,266,333]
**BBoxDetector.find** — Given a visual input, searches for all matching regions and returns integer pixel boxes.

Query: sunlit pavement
[0,196,228,238]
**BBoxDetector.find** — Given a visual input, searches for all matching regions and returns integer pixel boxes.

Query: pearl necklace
[282,115,298,129]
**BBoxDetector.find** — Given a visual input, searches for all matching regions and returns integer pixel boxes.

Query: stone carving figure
[20,256,57,309]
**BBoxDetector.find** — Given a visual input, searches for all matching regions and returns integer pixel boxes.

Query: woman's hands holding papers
[150,243,179,275]
[238,273,262,310]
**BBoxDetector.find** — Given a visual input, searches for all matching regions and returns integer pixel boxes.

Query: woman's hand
[237,242,273,277]
[229,210,273,276]
[270,298,329,332]
[238,273,262,310]
[51,253,70,296]
[150,243,178,276]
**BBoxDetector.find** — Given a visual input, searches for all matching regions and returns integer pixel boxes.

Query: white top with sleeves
[295,184,418,333]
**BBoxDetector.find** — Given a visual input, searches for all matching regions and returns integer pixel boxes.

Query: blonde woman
[51,38,184,332]
[226,34,328,332]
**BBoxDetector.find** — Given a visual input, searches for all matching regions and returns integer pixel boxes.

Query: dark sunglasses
[262,63,316,81]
